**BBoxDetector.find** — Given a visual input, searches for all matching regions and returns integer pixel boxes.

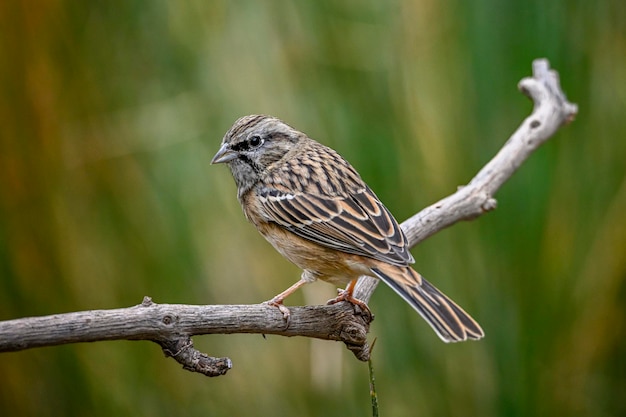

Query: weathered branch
[0,296,371,376]
[0,59,577,376]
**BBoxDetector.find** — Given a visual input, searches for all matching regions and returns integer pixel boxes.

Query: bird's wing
[257,185,414,266]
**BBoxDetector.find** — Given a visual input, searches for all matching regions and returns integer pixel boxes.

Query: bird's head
[212,115,303,195]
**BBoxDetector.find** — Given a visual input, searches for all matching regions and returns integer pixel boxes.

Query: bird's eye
[249,135,263,148]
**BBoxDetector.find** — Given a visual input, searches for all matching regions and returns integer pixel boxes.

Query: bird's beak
[211,143,237,164]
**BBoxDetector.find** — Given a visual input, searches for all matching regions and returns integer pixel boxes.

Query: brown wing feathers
[258,184,413,266]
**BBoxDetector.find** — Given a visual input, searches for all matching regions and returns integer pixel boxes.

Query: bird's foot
[327,289,374,322]
[263,278,310,329]
[265,298,292,329]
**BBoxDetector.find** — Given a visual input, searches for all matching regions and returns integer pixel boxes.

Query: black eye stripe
[232,141,248,152]
[232,135,264,152]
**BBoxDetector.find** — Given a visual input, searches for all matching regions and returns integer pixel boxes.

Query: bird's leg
[265,278,309,327]
[327,279,373,319]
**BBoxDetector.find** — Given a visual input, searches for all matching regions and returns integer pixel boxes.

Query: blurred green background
[1,0,624,416]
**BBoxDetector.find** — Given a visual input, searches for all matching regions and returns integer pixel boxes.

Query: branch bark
[0,59,577,376]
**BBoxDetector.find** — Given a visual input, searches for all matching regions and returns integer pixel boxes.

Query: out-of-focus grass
[0,1,624,416]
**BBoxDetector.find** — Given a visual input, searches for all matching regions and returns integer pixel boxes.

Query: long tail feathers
[370,265,484,343]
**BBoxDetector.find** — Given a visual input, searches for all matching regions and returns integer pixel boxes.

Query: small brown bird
[212,115,484,342]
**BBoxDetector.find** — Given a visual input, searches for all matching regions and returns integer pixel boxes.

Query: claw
[327,289,373,321]
[263,278,309,329]
[325,279,373,320]
[265,298,292,329]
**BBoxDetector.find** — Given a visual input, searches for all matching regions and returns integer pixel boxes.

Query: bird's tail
[370,264,484,343]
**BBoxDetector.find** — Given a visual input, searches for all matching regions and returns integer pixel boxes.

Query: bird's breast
[245,207,369,286]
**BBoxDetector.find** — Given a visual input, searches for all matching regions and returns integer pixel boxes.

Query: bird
[211,114,484,342]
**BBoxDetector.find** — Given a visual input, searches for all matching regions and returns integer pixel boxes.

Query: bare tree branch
[353,58,578,305]
[0,59,577,376]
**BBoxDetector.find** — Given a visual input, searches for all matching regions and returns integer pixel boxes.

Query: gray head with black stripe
[212,115,304,197]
